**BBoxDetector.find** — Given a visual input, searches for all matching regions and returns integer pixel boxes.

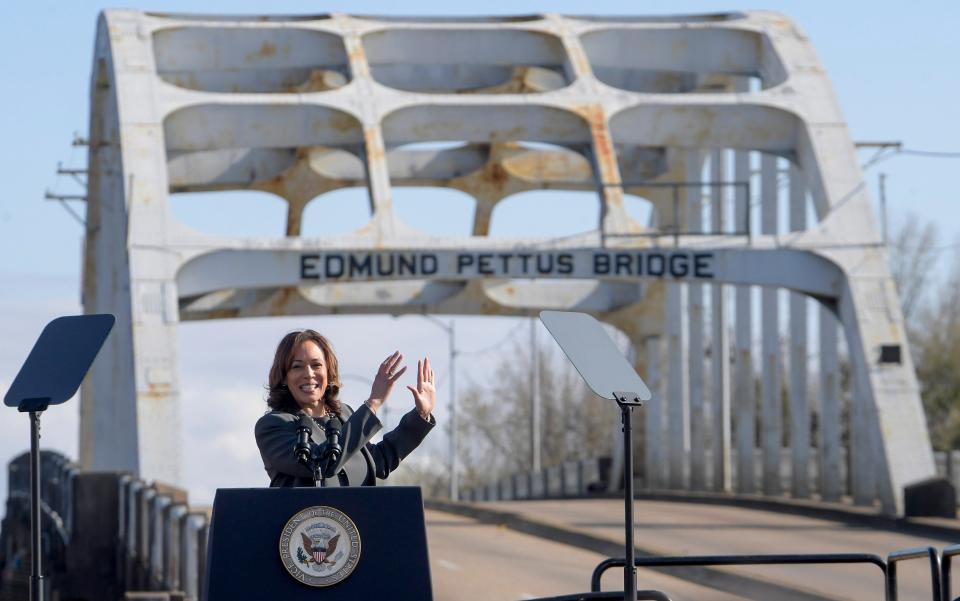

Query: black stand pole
[19,399,49,601]
[618,400,637,601]
[5,315,115,601]
[29,410,45,601]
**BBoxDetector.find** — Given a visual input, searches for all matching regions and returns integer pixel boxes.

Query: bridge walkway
[425,509,746,601]
[427,498,960,601]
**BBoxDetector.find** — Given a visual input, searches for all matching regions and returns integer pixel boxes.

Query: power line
[900,148,960,158]
[861,146,960,171]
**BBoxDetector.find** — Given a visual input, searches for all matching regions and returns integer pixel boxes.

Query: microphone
[294,416,312,467]
[321,416,343,476]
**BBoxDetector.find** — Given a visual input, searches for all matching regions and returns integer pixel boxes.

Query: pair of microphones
[295,415,343,479]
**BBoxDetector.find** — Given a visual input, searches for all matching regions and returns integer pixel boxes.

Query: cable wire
[900,148,960,158]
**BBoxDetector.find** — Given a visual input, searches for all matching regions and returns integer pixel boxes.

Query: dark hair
[266,330,341,414]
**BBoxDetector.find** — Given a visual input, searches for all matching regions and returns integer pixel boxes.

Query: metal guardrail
[887,547,942,601]
[6,451,960,601]
[940,543,960,601]
[117,478,209,600]
[463,458,604,502]
[2,451,210,601]
[589,549,952,601]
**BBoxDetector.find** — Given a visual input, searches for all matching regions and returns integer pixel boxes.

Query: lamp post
[419,315,458,501]
[531,318,541,473]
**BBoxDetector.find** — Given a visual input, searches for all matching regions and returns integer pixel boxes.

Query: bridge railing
[463,458,605,502]
[1,450,210,601]
[117,474,209,600]
[463,449,960,506]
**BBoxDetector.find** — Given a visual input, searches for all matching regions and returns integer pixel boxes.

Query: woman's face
[285,341,329,413]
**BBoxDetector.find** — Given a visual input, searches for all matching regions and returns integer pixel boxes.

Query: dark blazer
[254,402,434,487]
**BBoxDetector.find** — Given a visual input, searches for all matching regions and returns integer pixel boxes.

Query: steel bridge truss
[82,10,933,514]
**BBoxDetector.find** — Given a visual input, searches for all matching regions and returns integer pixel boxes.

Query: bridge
[77,9,932,516]
[1,451,958,600]
[0,8,953,601]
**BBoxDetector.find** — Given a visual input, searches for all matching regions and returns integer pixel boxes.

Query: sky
[1,0,958,506]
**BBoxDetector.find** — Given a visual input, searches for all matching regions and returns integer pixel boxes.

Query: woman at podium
[255,330,436,487]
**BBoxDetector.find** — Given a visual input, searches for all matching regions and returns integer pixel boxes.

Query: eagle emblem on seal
[280,505,361,587]
[300,532,340,565]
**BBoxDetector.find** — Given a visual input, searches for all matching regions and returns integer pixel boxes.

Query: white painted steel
[733,146,755,495]
[788,165,810,498]
[643,336,663,489]
[851,365,876,506]
[710,149,731,492]
[667,282,688,490]
[819,307,843,502]
[82,10,935,513]
[760,154,782,496]
[687,152,706,491]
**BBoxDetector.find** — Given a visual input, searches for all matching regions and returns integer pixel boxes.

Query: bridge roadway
[425,498,958,600]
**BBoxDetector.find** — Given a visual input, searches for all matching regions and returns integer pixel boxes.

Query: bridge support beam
[733,147,755,495]
[687,151,707,491]
[819,306,843,501]
[788,164,811,499]
[643,335,664,489]
[760,154,782,496]
[710,149,732,493]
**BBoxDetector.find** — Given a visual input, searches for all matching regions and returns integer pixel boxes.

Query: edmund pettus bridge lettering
[299,250,715,281]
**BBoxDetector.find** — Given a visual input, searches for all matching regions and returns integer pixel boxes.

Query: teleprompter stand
[538,311,652,601]
[4,314,115,601]
[525,317,950,601]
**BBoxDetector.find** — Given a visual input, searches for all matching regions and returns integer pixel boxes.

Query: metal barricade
[197,519,210,601]
[179,512,208,601]
[546,466,563,497]
[513,473,530,499]
[117,475,132,591]
[63,466,78,536]
[940,543,960,601]
[137,486,156,588]
[531,470,546,498]
[149,494,172,589]
[162,503,188,591]
[499,475,514,500]
[562,461,580,496]
[588,547,953,601]
[887,546,941,601]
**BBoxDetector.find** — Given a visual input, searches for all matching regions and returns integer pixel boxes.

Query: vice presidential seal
[279,505,361,587]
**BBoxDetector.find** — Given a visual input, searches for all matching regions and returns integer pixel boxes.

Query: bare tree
[914,246,960,449]
[889,212,939,326]
[454,342,614,490]
[886,214,960,449]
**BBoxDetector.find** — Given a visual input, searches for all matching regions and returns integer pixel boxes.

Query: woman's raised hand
[367,351,406,412]
[406,357,436,418]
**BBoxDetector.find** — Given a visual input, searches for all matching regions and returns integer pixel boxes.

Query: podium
[204,487,433,600]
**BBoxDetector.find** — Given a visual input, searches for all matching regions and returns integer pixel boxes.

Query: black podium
[203,487,433,600]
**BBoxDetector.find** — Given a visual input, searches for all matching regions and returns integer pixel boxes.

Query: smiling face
[285,341,329,414]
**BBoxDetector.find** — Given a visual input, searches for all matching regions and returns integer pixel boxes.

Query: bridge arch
[82,9,933,515]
